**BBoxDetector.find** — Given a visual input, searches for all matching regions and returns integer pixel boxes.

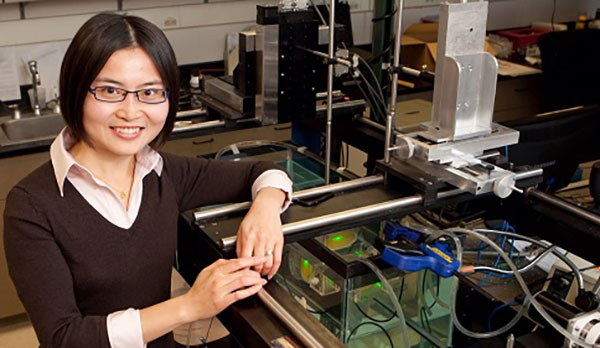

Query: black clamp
[389,64,405,75]
[325,57,338,65]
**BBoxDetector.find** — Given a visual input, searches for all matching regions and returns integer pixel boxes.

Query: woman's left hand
[236,188,286,279]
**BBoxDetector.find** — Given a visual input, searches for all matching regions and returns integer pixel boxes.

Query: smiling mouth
[110,126,144,135]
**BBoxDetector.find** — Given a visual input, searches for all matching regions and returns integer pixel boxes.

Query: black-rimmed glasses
[88,86,169,104]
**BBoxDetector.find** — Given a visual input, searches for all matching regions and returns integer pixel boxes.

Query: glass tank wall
[275,222,455,348]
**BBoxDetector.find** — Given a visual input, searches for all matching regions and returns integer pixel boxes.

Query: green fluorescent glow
[303,259,310,267]
[332,235,343,241]
[354,251,364,257]
[376,282,382,288]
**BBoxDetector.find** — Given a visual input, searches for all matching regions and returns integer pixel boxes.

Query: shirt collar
[50,128,163,197]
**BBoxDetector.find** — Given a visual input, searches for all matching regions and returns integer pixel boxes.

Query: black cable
[398,276,405,302]
[428,274,441,311]
[372,9,398,23]
[370,37,395,64]
[346,321,394,348]
[357,55,388,114]
[357,71,388,121]
[354,301,396,323]
[200,316,215,347]
[420,307,432,333]
[351,72,385,123]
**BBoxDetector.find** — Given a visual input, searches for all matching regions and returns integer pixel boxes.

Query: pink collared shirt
[49,129,293,348]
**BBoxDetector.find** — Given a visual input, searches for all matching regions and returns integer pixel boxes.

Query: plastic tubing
[353,257,411,348]
[425,230,528,338]
[473,246,556,275]
[426,270,449,309]
[474,229,584,293]
[447,228,597,348]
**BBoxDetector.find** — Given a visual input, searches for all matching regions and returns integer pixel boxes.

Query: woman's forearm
[140,295,191,343]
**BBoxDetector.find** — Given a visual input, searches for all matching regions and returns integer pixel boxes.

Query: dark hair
[59,12,179,148]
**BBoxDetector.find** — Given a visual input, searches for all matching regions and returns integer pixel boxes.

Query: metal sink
[1,112,64,142]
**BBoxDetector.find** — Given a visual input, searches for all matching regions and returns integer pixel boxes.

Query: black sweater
[4,152,281,348]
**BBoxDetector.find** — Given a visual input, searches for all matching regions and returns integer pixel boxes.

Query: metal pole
[384,0,404,163]
[221,194,424,248]
[219,168,543,248]
[193,175,384,221]
[257,289,329,348]
[527,188,600,227]
[325,0,336,184]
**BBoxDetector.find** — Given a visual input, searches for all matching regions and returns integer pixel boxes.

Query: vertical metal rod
[384,0,404,163]
[325,0,335,184]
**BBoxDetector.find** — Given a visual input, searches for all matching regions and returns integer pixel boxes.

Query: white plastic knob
[493,174,517,199]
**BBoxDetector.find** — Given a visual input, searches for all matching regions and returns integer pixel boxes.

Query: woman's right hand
[182,256,267,322]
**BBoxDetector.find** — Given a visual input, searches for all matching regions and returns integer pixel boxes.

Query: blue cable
[479,235,507,286]
[504,146,509,161]
[488,301,517,331]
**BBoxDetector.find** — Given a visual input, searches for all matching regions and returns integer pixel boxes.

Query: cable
[352,257,410,348]
[354,301,396,323]
[488,301,517,331]
[350,72,386,123]
[372,8,398,23]
[426,271,448,309]
[346,321,394,348]
[473,246,555,275]
[425,229,529,339]
[447,228,597,347]
[357,70,388,121]
[309,0,327,26]
[357,55,388,113]
[473,229,585,293]
[479,235,507,286]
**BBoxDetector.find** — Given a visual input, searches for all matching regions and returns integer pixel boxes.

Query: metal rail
[257,289,328,348]
[218,168,543,249]
[527,188,600,227]
[193,175,384,221]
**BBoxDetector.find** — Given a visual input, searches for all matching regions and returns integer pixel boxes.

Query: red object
[496,27,551,52]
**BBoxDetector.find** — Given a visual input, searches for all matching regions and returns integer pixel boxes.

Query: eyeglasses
[88,86,169,104]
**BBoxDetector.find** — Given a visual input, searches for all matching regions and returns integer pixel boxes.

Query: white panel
[401,6,439,32]
[123,0,205,10]
[347,0,372,12]
[487,0,526,30]
[0,14,95,47]
[0,3,20,22]
[125,1,271,30]
[12,40,70,87]
[405,0,442,9]
[164,22,257,65]
[351,11,373,45]
[24,0,118,19]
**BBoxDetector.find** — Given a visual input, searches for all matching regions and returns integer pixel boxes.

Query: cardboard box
[400,23,439,72]
[399,22,494,73]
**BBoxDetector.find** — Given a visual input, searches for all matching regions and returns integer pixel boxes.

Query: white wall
[0,0,597,101]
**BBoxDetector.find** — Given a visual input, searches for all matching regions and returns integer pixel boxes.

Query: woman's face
[82,47,169,158]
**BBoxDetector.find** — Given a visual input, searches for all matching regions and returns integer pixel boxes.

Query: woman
[3,13,292,348]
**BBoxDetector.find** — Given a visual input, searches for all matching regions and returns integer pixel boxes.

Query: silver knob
[8,104,21,120]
